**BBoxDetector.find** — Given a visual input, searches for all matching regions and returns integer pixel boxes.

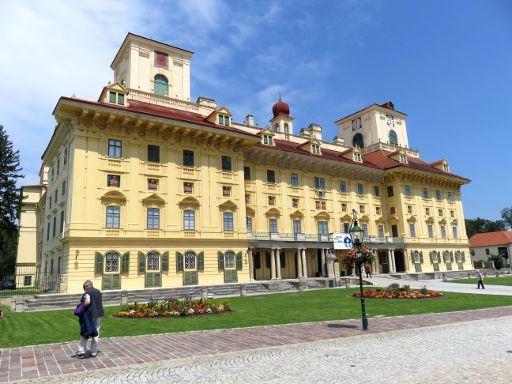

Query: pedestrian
[75,280,104,358]
[364,264,372,278]
[477,270,485,289]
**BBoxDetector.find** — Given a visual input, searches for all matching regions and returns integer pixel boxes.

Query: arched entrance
[394,250,406,272]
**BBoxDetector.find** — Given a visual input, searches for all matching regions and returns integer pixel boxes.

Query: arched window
[105,251,120,272]
[352,133,364,148]
[413,251,421,263]
[443,251,451,263]
[154,74,168,96]
[432,251,439,263]
[185,251,196,270]
[184,209,195,230]
[284,123,289,137]
[223,212,234,231]
[225,251,235,268]
[147,251,160,271]
[389,130,398,145]
[274,123,280,132]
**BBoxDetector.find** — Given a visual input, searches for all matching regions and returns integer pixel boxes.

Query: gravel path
[21,316,512,384]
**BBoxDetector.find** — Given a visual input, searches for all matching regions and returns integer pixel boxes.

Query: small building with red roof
[469,231,512,265]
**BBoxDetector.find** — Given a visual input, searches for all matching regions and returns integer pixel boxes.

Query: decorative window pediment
[219,199,237,211]
[245,206,255,215]
[142,193,165,206]
[340,148,363,163]
[438,218,447,224]
[179,196,200,208]
[290,210,304,219]
[359,214,370,222]
[314,211,330,220]
[265,207,281,217]
[207,106,232,126]
[259,128,275,146]
[101,190,127,205]
[340,213,352,221]
[406,215,417,223]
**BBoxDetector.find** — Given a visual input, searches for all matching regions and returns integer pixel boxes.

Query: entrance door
[254,251,272,280]
[394,250,405,272]
[379,251,389,273]
[316,250,322,277]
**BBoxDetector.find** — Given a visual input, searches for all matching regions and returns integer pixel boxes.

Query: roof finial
[279,92,282,101]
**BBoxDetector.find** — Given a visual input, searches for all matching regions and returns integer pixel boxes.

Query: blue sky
[1,0,510,220]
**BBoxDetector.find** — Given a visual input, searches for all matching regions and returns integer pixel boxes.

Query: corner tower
[110,33,193,102]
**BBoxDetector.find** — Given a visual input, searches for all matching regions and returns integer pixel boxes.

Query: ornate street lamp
[349,209,369,331]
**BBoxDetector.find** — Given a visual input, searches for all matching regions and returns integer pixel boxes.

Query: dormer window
[263,135,273,145]
[218,114,230,126]
[442,163,450,172]
[399,153,407,163]
[353,152,362,162]
[108,91,126,106]
[312,144,320,154]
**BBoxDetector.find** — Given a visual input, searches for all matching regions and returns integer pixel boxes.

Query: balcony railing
[248,232,406,244]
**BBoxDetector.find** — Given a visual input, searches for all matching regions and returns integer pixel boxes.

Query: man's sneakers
[90,353,97,358]
[72,352,86,359]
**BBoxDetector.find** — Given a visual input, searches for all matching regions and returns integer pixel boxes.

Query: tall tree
[465,217,506,238]
[0,125,23,274]
[502,207,512,230]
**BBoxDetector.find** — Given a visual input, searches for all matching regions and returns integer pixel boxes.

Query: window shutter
[197,252,204,272]
[121,252,130,274]
[162,251,169,273]
[218,251,225,271]
[138,252,146,273]
[95,252,104,275]
[176,251,184,272]
[419,251,424,264]
[145,272,153,288]
[429,251,433,264]
[236,251,243,271]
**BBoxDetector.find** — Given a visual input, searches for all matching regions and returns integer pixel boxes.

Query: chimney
[245,115,254,126]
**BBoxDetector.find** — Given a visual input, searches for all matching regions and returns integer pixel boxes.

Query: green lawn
[448,276,512,286]
[2,288,512,348]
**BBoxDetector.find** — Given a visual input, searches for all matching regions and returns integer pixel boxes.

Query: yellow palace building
[17,33,472,293]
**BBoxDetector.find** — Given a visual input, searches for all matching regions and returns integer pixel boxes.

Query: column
[302,249,308,278]
[297,249,303,278]
[389,249,396,273]
[276,248,282,279]
[248,248,254,281]
[321,248,326,277]
[372,257,378,275]
[270,249,276,280]
[404,250,410,272]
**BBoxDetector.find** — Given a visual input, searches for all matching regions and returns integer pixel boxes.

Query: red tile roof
[469,231,512,247]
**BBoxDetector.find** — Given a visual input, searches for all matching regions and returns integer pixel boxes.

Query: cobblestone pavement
[2,306,512,383]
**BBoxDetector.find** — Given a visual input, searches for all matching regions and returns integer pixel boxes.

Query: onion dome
[272,96,290,118]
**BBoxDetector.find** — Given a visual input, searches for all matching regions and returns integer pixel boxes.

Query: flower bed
[114,297,231,318]
[353,284,443,299]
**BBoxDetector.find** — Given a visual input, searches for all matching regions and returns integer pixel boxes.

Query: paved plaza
[2,278,512,383]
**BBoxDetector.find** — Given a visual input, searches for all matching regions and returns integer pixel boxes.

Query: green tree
[465,217,506,238]
[488,254,505,270]
[0,125,23,274]
[502,207,512,230]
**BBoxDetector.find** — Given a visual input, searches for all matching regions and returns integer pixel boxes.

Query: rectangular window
[378,224,384,238]
[343,222,350,233]
[107,174,120,187]
[57,157,60,175]
[293,219,302,234]
[147,208,160,229]
[292,198,299,208]
[290,173,299,187]
[269,218,278,233]
[404,185,412,196]
[409,223,416,237]
[222,186,231,197]
[268,196,276,205]
[317,221,328,235]
[362,223,368,238]
[147,145,160,163]
[109,91,116,103]
[221,156,232,171]
[447,192,453,202]
[438,209,443,217]
[148,178,159,190]
[183,150,194,167]
[47,222,50,241]
[373,186,380,197]
[64,147,68,164]
[60,210,64,233]
[52,217,57,237]
[184,210,195,230]
[314,177,325,190]
[54,190,58,204]
[246,217,253,233]
[118,93,124,105]
[218,114,230,126]
[440,225,446,239]
[407,205,413,214]
[340,180,347,193]
[376,206,381,215]
[108,139,122,158]
[435,190,442,200]
[422,187,429,199]
[485,248,490,255]
[106,206,120,228]
[244,166,251,181]
[357,183,364,195]
[245,194,250,204]
[387,186,394,197]
[62,180,66,195]
[452,225,458,239]
[428,224,434,238]
[154,51,169,68]
[341,203,348,212]
[184,182,193,193]
[359,205,365,214]
[223,212,234,231]
[426,208,430,215]
[263,135,272,145]
[267,169,276,183]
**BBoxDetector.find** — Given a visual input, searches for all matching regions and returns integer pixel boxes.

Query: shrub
[387,283,400,291]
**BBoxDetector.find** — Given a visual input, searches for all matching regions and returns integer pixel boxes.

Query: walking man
[77,280,104,358]
[477,270,485,289]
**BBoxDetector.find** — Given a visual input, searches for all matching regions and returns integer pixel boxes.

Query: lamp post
[349,209,368,331]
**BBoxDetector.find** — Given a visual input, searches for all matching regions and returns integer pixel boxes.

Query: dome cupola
[272,96,290,118]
